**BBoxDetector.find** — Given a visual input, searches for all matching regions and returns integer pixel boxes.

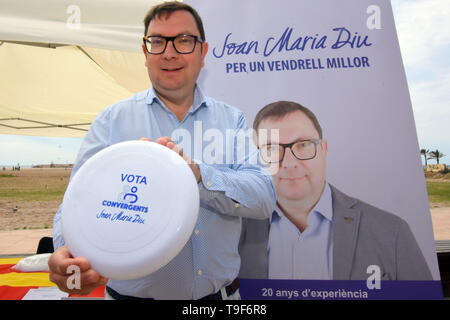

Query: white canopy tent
[0,0,164,137]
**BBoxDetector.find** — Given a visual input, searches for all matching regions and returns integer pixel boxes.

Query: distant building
[426,164,447,173]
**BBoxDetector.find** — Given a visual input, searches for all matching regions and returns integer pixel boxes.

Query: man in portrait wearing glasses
[238,100,432,281]
[48,2,275,299]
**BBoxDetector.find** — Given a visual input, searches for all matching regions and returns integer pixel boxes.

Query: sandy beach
[0,228,53,255]
[431,207,450,241]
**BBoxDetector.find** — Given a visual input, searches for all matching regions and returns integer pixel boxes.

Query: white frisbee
[61,140,199,280]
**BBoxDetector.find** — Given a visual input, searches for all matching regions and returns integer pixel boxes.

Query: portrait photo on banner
[189,0,442,299]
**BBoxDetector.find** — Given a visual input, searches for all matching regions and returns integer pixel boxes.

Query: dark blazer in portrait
[238,185,433,280]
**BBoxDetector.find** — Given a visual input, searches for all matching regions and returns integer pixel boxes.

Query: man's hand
[48,246,108,295]
[140,137,202,183]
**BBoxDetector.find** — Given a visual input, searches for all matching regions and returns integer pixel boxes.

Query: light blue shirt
[53,85,276,299]
[268,183,333,280]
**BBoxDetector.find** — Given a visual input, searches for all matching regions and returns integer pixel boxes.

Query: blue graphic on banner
[239,279,443,300]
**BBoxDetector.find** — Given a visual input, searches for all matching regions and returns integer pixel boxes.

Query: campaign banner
[187,0,442,299]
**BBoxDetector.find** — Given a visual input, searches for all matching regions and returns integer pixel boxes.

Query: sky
[0,0,449,167]
[391,0,450,164]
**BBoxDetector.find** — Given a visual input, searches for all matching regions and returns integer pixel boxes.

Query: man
[239,100,432,280]
[49,2,275,300]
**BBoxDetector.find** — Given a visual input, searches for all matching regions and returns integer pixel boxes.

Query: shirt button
[195,229,199,236]
[197,269,203,276]
[206,181,212,187]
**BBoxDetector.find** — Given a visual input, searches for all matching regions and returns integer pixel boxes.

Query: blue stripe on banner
[239,279,443,300]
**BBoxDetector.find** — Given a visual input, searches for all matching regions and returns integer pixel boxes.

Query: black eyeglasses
[259,139,322,163]
[143,34,204,54]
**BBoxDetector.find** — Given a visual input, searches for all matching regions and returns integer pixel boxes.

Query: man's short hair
[253,101,323,139]
[143,1,206,41]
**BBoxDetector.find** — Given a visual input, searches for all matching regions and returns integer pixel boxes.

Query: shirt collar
[271,182,333,223]
[144,84,208,114]
[311,182,333,222]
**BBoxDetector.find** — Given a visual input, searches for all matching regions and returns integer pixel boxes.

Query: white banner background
[187,0,439,279]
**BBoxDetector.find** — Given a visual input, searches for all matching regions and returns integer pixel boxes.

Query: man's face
[258,111,328,203]
[142,10,208,98]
